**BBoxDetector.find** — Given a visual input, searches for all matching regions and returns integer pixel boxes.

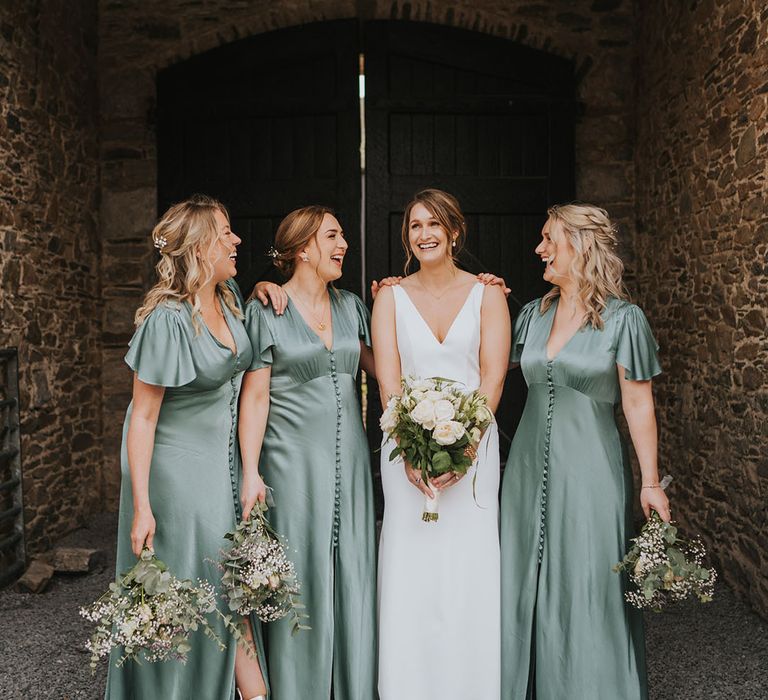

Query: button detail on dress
[330,357,343,548]
[539,360,554,564]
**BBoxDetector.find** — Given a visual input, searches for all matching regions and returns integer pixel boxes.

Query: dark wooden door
[158,20,362,296]
[364,21,576,454]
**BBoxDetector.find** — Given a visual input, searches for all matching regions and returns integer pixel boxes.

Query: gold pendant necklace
[287,287,329,330]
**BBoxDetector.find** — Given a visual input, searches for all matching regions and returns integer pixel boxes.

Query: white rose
[425,390,444,402]
[411,390,426,403]
[433,399,455,422]
[433,421,458,445]
[449,420,466,440]
[410,399,437,429]
[380,405,398,433]
[411,378,434,392]
[474,405,492,425]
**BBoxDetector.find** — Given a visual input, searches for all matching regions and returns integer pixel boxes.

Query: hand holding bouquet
[218,500,309,636]
[80,549,228,673]
[380,376,493,522]
[613,510,716,611]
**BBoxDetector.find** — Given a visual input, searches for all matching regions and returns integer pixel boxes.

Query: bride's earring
[452,239,457,247]
[300,252,310,262]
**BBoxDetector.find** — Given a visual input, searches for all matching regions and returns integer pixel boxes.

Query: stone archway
[98,2,636,508]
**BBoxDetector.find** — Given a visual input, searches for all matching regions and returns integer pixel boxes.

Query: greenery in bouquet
[80,549,229,673]
[380,376,493,520]
[613,510,716,612]
[218,500,309,637]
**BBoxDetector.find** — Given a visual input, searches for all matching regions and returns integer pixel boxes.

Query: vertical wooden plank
[389,114,412,175]
[271,116,293,180]
[455,114,478,175]
[434,114,455,175]
[314,115,336,178]
[251,117,272,181]
[478,115,500,176]
[411,114,434,175]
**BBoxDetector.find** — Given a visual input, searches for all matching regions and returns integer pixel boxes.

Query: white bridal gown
[378,282,501,700]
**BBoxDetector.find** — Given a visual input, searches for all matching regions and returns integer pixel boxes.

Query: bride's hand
[430,471,464,490]
[404,462,434,499]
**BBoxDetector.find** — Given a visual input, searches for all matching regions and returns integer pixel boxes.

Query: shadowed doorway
[156,19,576,508]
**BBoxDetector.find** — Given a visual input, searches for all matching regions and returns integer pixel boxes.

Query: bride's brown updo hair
[541,203,628,330]
[400,188,467,274]
[249,205,335,300]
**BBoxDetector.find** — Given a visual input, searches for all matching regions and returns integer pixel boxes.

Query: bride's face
[407,203,455,266]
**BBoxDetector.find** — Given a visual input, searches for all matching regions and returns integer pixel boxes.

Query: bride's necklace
[286,286,329,330]
[416,273,456,301]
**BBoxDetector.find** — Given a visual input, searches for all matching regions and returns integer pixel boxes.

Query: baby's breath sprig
[79,550,230,674]
[613,511,716,611]
[217,500,310,637]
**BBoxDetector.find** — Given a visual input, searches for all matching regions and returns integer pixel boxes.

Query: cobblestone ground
[0,513,766,699]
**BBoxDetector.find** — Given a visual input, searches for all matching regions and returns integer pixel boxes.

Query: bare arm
[126,375,165,556]
[371,286,402,403]
[238,367,271,519]
[371,286,434,499]
[478,285,512,413]
[359,342,376,378]
[618,369,670,521]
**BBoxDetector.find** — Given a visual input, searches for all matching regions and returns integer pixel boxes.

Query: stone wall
[0,1,101,552]
[634,0,768,616]
[98,0,638,507]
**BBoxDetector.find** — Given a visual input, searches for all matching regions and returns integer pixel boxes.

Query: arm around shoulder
[371,286,402,401]
[479,285,512,412]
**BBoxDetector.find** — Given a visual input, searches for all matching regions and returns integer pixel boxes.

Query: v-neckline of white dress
[397,283,481,346]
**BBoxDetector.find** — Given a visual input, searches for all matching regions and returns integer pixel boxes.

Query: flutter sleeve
[511,299,540,364]
[615,304,662,381]
[244,301,275,371]
[348,291,371,346]
[124,305,197,387]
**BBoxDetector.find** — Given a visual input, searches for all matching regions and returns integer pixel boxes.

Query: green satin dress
[106,280,268,700]
[500,296,661,700]
[244,288,377,700]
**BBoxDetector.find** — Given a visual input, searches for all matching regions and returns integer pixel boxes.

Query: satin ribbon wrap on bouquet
[380,376,493,522]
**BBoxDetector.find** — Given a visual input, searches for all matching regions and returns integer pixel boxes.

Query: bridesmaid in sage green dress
[106,196,267,700]
[500,204,671,700]
[239,206,377,700]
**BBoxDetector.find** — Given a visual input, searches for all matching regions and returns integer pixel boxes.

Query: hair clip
[267,246,281,259]
[153,235,168,251]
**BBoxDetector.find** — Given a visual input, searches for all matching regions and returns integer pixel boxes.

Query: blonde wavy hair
[541,203,628,330]
[135,194,242,332]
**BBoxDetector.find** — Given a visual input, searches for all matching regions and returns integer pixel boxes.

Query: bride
[372,189,511,700]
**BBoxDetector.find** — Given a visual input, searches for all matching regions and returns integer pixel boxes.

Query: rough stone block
[16,558,55,593]
[52,546,106,573]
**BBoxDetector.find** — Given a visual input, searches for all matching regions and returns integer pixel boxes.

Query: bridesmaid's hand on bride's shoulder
[241,472,268,521]
[476,273,511,296]
[404,462,434,499]
[253,281,288,314]
[371,276,403,300]
[131,507,156,557]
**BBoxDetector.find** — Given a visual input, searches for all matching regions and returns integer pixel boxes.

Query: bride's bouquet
[380,376,493,522]
[613,510,716,611]
[80,549,228,673]
[217,500,309,636]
